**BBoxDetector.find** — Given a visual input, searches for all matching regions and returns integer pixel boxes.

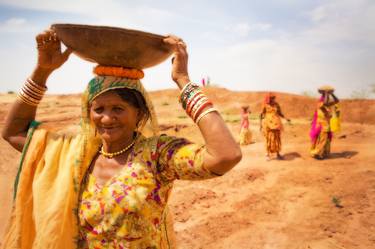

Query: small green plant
[177,115,187,119]
[331,196,343,208]
[7,90,15,94]
[161,102,169,106]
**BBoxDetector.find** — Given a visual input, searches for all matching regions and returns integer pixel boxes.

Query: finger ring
[37,41,45,48]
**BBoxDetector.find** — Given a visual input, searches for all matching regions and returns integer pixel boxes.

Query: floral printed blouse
[78,134,218,249]
[262,103,283,131]
[316,101,332,132]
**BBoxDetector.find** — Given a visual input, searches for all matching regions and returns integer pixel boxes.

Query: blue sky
[0,0,374,98]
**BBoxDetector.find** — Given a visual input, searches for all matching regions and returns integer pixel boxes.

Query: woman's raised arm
[164,35,242,176]
[2,30,72,152]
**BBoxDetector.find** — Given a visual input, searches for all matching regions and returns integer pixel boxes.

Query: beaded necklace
[99,140,135,158]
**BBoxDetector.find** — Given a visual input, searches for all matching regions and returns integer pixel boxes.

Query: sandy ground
[0,89,374,248]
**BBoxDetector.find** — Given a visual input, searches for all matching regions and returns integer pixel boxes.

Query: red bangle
[193,101,213,121]
[187,93,204,115]
[190,97,208,118]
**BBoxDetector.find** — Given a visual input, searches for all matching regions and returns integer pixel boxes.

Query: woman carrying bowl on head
[1,28,241,249]
[310,86,340,160]
[260,92,291,160]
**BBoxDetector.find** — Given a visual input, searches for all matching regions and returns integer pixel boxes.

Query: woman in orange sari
[260,93,290,160]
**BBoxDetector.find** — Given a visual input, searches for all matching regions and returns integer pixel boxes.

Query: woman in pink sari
[310,89,339,159]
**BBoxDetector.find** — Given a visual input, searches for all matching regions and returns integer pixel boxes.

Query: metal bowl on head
[51,23,174,69]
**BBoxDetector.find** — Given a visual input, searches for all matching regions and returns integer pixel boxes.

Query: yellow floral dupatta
[1,76,175,249]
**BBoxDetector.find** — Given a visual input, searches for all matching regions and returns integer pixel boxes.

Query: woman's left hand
[163,35,190,87]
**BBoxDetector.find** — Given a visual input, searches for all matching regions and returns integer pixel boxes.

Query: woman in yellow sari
[239,105,252,145]
[1,30,241,249]
[310,89,339,159]
[260,93,290,160]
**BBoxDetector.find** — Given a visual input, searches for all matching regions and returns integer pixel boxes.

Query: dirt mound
[151,88,375,124]
[0,89,374,248]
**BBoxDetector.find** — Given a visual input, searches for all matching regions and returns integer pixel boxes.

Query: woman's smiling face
[90,90,140,144]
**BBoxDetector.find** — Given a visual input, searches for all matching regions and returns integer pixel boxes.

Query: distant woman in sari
[239,105,252,145]
[310,87,340,159]
[260,93,290,160]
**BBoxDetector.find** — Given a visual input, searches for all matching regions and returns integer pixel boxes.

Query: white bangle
[196,107,218,124]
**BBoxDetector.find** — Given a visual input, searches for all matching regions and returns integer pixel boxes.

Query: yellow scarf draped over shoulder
[2,76,163,249]
[2,122,101,249]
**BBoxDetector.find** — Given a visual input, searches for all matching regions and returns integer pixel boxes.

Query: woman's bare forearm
[198,113,242,175]
[3,29,72,152]
[165,35,241,175]
[2,67,52,151]
[331,93,339,104]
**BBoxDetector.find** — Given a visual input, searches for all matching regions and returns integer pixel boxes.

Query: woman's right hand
[35,29,72,73]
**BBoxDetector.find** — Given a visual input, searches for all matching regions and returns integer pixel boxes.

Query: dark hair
[112,88,150,125]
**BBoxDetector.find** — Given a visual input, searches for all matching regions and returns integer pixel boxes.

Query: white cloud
[190,0,375,96]
[250,23,272,32]
[306,0,375,44]
[225,22,272,38]
[0,0,177,32]
[0,0,118,14]
[0,17,35,32]
[231,23,251,37]
[0,0,374,97]
[4,17,26,25]
[192,24,374,97]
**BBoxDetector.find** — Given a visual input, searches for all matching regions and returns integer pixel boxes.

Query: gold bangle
[196,107,218,124]
[26,78,47,92]
[19,88,41,105]
[20,87,43,102]
[180,81,193,94]
[25,82,45,96]
[19,88,39,102]
[186,92,204,115]
[193,101,213,121]
[22,85,44,100]
[190,97,208,118]
[179,82,200,105]
[17,92,39,106]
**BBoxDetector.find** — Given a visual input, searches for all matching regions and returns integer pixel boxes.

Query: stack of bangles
[17,78,47,106]
[179,82,218,124]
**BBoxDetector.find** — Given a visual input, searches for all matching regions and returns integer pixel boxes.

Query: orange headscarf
[264,92,276,105]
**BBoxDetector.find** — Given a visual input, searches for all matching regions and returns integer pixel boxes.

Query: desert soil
[0,88,374,249]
